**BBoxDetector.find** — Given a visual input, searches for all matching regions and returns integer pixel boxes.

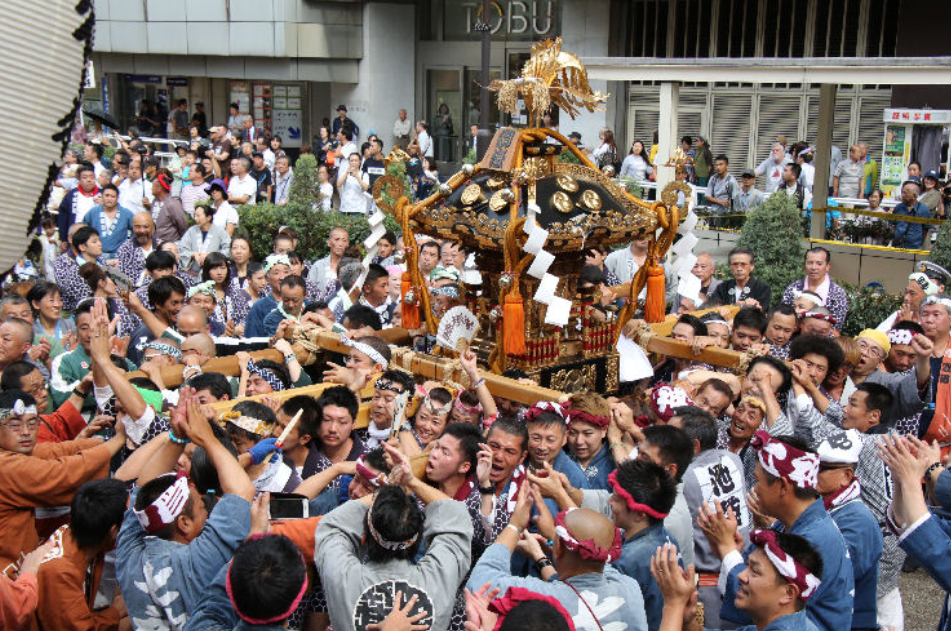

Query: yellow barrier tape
[805,237,930,255]
[695,207,944,226]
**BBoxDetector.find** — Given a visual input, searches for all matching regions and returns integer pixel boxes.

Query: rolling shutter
[711,91,753,171]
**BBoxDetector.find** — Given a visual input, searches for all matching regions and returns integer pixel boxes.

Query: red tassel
[401,272,421,330]
[644,265,666,323]
[503,293,526,356]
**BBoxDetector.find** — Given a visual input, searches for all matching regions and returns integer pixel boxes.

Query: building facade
[88,0,947,172]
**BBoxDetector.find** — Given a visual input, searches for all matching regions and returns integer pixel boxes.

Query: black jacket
[710,277,772,311]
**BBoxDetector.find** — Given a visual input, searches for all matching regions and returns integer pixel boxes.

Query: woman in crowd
[398,386,453,456]
[619,140,653,181]
[207,179,239,236]
[316,125,336,167]
[591,128,618,170]
[77,263,132,336]
[433,103,454,161]
[178,204,231,273]
[168,144,186,196]
[317,164,334,212]
[415,156,440,199]
[229,236,254,289]
[337,153,370,214]
[244,262,268,306]
[858,188,891,245]
[28,281,74,360]
[202,252,251,327]
[920,170,943,217]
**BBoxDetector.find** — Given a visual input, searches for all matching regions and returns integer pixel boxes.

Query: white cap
[817,429,863,465]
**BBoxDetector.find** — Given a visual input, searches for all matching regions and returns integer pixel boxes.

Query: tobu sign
[446,1,559,39]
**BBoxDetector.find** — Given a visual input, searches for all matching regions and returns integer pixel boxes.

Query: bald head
[133,212,155,246]
[181,333,216,362]
[559,508,618,563]
[176,305,209,338]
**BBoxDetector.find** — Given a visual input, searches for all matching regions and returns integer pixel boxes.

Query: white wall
[330,3,415,146]
[560,0,610,146]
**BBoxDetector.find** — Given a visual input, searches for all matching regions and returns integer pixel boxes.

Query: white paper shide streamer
[522,213,571,327]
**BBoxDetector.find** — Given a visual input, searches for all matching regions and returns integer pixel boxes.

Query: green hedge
[236,153,400,261]
[929,219,951,277]
[840,282,902,337]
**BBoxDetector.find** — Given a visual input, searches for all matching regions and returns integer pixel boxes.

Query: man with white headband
[324,334,392,394]
[467,485,648,631]
[116,389,258,630]
[816,430,882,631]
[314,463,471,631]
[699,432,853,631]
[0,389,127,577]
[362,369,415,449]
[876,271,940,332]
[651,531,824,631]
[243,253,291,338]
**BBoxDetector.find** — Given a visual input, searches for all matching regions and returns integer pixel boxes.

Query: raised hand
[78,414,115,439]
[476,443,493,488]
[463,583,501,631]
[368,591,431,631]
[509,478,534,531]
[697,500,741,560]
[249,492,271,536]
[459,350,480,382]
[910,333,934,357]
[185,398,216,448]
[529,484,556,540]
[248,437,281,465]
[747,489,776,529]
[650,542,697,610]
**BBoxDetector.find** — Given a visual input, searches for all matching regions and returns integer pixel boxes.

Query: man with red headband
[565,392,616,490]
[602,458,679,630]
[651,531,825,631]
[467,485,648,631]
[699,432,853,631]
[116,391,258,630]
[150,171,188,243]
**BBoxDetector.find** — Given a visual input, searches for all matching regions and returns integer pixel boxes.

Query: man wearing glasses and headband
[0,390,127,577]
[847,328,933,427]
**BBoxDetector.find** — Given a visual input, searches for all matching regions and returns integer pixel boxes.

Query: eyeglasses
[1,419,39,432]
[857,340,883,359]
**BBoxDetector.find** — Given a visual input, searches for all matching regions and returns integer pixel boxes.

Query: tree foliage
[840,282,902,337]
[735,191,806,301]
[928,218,951,277]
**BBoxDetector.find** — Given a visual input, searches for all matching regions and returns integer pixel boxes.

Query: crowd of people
[2,103,951,631]
[582,128,949,247]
